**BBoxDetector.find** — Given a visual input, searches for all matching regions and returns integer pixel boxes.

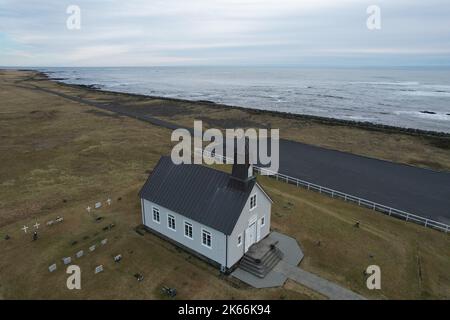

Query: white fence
[197,148,449,233]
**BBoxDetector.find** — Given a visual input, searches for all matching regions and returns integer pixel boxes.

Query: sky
[1,0,449,67]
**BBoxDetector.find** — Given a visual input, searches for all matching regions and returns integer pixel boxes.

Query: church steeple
[228,137,255,191]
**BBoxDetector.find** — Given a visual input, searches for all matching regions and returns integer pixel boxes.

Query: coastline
[3,68,450,172]
[1,68,450,300]
[34,69,450,139]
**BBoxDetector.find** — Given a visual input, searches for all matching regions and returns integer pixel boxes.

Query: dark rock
[420,110,436,115]
[4,234,10,240]
[196,100,216,104]
[71,240,78,246]
[134,273,144,282]
[103,223,115,231]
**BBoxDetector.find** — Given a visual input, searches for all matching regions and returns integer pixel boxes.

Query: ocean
[38,66,450,133]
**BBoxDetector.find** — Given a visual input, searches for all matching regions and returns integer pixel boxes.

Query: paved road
[274,261,366,300]
[29,83,450,225]
[278,139,450,225]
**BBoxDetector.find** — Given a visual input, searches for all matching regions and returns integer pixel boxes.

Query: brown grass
[0,70,448,300]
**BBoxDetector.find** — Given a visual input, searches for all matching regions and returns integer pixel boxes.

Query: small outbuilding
[139,155,272,272]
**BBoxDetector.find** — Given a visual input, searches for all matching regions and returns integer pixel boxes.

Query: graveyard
[0,70,449,299]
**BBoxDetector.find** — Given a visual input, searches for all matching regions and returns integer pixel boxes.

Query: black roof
[139,156,256,235]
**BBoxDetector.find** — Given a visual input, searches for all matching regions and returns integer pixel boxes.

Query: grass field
[0,70,449,299]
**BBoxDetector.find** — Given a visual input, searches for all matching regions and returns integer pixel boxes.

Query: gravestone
[48,264,57,272]
[55,217,64,223]
[114,254,122,263]
[94,265,103,274]
[76,250,84,258]
[47,220,54,226]
[89,245,96,252]
[101,239,108,245]
[62,257,71,265]
[95,202,102,209]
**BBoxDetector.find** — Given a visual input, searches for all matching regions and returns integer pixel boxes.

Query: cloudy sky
[1,0,449,67]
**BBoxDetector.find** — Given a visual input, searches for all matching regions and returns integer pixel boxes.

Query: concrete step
[239,247,283,278]
[242,246,282,266]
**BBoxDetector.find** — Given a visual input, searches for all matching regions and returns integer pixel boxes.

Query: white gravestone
[47,220,54,226]
[94,265,104,274]
[114,254,122,262]
[48,264,57,272]
[101,238,108,245]
[76,250,84,258]
[62,257,71,265]
[55,217,64,223]
[95,202,102,209]
[89,245,96,252]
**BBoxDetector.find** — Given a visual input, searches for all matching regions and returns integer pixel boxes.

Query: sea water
[37,66,450,133]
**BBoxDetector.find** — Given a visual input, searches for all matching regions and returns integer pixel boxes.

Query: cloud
[0,0,449,66]
[67,45,131,61]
